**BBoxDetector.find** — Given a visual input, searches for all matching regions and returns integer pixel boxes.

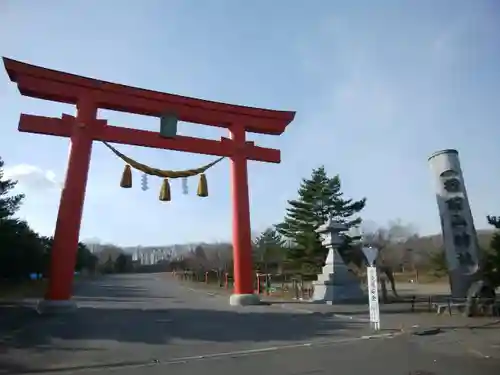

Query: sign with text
[362,246,378,267]
[429,150,480,298]
[367,266,380,330]
[439,169,477,273]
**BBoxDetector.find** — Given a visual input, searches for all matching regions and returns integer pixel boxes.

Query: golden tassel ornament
[159,178,171,202]
[120,165,132,188]
[197,173,208,197]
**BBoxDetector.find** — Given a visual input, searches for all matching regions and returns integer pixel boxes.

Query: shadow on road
[0,301,38,337]
[1,275,498,375]
[6,305,361,348]
[0,303,363,374]
[74,278,172,300]
[0,275,372,374]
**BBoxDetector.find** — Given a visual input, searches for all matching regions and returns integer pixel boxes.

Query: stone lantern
[311,217,365,304]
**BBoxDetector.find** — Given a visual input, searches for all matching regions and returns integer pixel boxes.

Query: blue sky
[1,0,499,246]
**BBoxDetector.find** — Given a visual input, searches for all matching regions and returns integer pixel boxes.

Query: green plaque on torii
[160,113,178,138]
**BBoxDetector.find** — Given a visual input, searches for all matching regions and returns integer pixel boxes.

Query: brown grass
[392,272,448,284]
[0,279,47,299]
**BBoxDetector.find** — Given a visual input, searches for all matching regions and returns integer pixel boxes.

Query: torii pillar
[3,57,295,312]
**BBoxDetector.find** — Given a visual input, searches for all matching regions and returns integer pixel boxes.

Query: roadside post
[362,246,380,331]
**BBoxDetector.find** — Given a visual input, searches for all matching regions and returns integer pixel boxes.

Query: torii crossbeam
[3,57,295,310]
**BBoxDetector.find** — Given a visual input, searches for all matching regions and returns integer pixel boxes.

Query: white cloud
[3,164,62,193]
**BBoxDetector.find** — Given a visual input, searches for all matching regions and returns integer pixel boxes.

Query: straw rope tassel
[197,173,208,197]
[102,142,224,179]
[159,178,171,202]
[120,165,132,188]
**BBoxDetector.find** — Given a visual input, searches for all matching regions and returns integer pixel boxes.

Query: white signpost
[362,246,380,331]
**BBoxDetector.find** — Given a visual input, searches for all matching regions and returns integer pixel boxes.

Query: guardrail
[390,295,500,317]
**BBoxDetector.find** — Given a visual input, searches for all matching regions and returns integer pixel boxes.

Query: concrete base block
[229,293,261,306]
[36,299,77,315]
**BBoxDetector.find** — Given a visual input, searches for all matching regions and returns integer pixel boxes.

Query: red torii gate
[3,57,295,310]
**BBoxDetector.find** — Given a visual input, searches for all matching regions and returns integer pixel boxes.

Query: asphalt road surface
[1,274,499,375]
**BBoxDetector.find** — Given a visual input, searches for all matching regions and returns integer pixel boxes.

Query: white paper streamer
[181,177,188,195]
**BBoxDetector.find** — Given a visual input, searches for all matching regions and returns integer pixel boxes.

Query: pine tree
[0,157,43,279]
[429,248,448,276]
[0,157,24,221]
[275,166,366,273]
[484,215,500,287]
[253,228,285,272]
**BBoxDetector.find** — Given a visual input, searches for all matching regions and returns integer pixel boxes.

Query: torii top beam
[3,58,295,135]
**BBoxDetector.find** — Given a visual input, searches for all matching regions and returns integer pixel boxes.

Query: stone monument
[312,218,365,304]
[428,149,481,298]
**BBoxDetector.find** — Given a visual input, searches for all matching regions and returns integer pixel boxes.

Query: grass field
[169,270,451,301]
[392,272,448,284]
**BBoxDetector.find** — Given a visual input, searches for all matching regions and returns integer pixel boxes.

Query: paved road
[1,274,498,374]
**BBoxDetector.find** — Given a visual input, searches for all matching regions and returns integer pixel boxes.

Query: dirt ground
[0,279,47,299]
[394,281,450,296]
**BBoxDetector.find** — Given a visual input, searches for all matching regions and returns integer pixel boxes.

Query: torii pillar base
[229,293,261,306]
[36,299,77,315]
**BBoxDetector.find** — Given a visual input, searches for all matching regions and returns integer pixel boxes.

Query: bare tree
[96,244,124,265]
[362,219,417,265]
[190,245,208,270]
[204,242,233,285]
[360,219,418,298]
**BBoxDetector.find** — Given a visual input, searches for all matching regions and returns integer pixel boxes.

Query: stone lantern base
[311,248,365,304]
